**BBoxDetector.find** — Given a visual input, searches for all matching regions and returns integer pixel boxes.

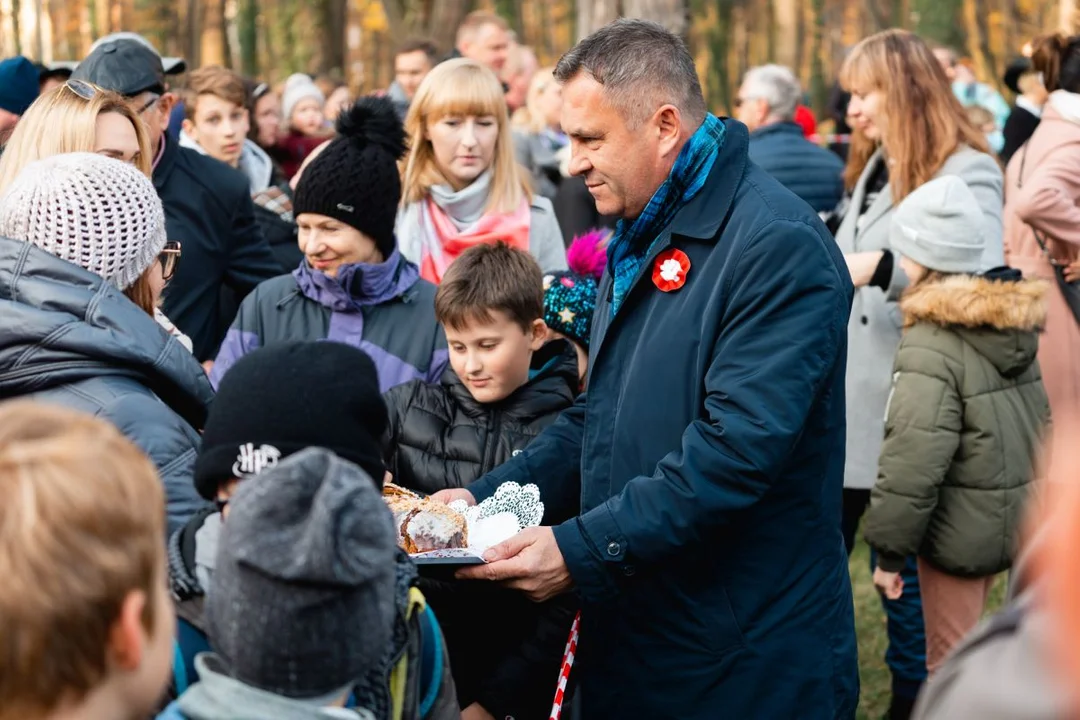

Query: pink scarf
[421,198,531,284]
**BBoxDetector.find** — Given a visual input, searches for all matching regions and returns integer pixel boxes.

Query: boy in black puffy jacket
[383,242,579,720]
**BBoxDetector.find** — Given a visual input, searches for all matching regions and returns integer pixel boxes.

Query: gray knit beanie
[282,73,325,127]
[889,176,986,274]
[0,152,166,290]
[206,447,397,699]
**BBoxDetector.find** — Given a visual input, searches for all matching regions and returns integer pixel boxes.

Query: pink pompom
[565,229,610,280]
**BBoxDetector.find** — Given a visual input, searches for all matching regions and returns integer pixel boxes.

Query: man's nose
[568,149,590,177]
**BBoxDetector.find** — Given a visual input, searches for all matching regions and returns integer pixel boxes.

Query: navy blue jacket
[469,120,859,719]
[747,121,845,213]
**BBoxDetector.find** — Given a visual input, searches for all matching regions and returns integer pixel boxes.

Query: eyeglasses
[64,79,99,100]
[135,94,161,115]
[159,241,181,281]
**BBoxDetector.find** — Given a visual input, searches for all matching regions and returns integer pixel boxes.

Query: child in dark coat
[383,242,579,720]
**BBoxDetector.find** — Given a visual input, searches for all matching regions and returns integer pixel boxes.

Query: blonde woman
[397,58,566,283]
[0,80,150,190]
[0,79,193,351]
[835,28,1004,719]
[512,67,567,199]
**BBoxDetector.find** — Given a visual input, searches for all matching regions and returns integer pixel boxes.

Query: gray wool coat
[836,145,1004,490]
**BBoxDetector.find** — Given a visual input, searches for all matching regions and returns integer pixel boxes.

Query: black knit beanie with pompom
[292,95,406,258]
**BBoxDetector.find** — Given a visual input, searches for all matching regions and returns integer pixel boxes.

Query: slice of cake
[400,503,469,554]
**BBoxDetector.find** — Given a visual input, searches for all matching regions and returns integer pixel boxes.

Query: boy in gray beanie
[161,448,402,719]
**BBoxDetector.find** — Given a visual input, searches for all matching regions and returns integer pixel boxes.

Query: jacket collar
[292,250,419,312]
[153,130,179,191]
[667,118,749,243]
[179,132,275,192]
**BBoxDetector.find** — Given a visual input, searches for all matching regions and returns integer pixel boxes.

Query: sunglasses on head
[252,82,269,100]
[64,79,99,100]
[159,241,181,281]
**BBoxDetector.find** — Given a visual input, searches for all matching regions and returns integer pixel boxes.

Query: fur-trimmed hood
[901,274,1048,378]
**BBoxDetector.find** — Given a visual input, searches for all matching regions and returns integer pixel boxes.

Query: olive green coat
[864,274,1051,577]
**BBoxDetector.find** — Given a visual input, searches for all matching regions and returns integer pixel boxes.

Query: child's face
[184,93,250,168]
[291,97,325,136]
[446,310,547,404]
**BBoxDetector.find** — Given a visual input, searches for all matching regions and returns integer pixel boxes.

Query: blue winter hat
[0,56,39,116]
[543,230,609,350]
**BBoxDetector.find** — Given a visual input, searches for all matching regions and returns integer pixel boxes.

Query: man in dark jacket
[72,39,281,361]
[736,63,845,214]
[451,20,859,719]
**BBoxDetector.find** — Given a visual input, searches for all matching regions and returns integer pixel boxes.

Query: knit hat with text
[293,95,405,259]
[193,341,388,499]
[0,152,166,289]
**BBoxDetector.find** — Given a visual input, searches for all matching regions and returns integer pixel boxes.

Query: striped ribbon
[549,611,581,720]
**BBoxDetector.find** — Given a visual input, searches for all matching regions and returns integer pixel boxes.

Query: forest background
[2,0,1077,117]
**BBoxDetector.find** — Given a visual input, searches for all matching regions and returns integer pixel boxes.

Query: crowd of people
[0,10,1079,720]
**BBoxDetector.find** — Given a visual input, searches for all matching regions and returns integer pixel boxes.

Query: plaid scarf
[608,114,725,315]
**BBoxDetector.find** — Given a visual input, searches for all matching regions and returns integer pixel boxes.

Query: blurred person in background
[933,45,1010,153]
[736,64,845,214]
[388,37,438,122]
[455,11,512,76]
[0,56,38,147]
[512,67,567,200]
[276,73,331,179]
[1003,33,1080,487]
[1001,56,1048,164]
[504,43,539,113]
[318,77,352,125]
[397,59,566,283]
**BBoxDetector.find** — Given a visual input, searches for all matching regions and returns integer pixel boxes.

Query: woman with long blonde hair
[396,58,566,283]
[834,29,1005,720]
[0,80,151,190]
[511,67,567,200]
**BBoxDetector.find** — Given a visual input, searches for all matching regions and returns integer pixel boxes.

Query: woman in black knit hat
[209,95,448,393]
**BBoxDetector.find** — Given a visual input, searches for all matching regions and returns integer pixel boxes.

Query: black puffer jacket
[382,340,579,720]
[384,340,578,496]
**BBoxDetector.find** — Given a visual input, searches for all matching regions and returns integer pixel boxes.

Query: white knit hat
[0,152,167,290]
[281,73,325,126]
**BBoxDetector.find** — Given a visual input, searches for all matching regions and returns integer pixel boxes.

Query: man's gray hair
[554,18,707,128]
[741,64,801,122]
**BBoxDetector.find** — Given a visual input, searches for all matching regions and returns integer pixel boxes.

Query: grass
[849,538,1008,720]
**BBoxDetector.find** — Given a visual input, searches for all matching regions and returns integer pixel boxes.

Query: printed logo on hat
[232,443,282,477]
[336,203,355,213]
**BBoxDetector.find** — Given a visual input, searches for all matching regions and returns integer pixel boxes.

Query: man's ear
[108,590,148,672]
[528,318,548,351]
[157,92,178,130]
[655,104,682,157]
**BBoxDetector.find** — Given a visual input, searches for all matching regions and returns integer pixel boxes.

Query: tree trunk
[911,0,964,49]
[622,0,689,37]
[809,0,827,115]
[577,0,617,40]
[426,0,470,53]
[199,0,226,66]
[315,0,346,74]
[775,0,799,68]
[237,0,257,75]
[1062,0,1077,32]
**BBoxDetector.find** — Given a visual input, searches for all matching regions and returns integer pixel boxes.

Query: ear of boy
[527,318,547,352]
[109,591,149,670]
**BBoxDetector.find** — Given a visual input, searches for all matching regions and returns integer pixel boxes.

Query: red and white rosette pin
[652,248,691,292]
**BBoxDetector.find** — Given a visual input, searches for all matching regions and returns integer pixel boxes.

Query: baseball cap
[72,39,166,97]
[90,32,186,75]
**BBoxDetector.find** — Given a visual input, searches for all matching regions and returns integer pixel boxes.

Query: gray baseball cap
[90,32,186,75]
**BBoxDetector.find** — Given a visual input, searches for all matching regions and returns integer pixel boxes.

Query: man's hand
[455,526,573,602]
[845,251,885,288]
[873,566,904,600]
[1064,259,1080,283]
[461,703,496,720]
[430,488,477,506]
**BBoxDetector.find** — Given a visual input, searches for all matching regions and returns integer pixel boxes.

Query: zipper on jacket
[480,409,501,476]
